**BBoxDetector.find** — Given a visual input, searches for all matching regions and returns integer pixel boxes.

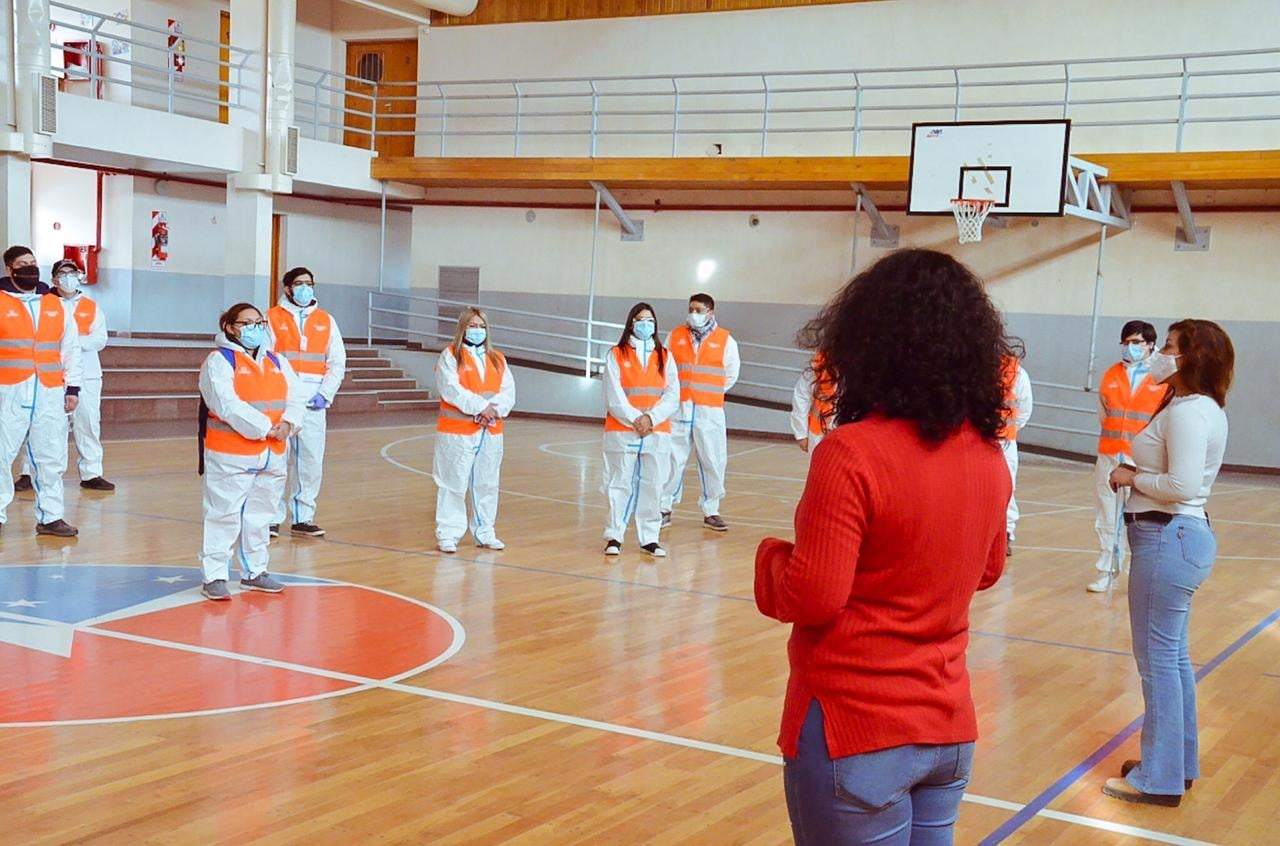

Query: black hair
[689,293,715,311]
[1120,320,1157,345]
[219,302,262,337]
[3,245,34,268]
[282,266,314,288]
[799,248,1018,443]
[51,259,81,276]
[616,302,666,373]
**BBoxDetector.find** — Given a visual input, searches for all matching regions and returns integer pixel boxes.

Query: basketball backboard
[907,120,1071,216]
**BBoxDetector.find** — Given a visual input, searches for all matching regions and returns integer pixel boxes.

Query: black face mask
[12,266,41,292]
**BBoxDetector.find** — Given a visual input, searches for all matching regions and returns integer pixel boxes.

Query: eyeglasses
[234,319,268,329]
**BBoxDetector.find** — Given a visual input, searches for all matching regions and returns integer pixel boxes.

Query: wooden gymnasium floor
[1,418,1277,845]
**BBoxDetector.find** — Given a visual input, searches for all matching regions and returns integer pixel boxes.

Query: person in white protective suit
[602,303,680,559]
[197,303,307,601]
[0,249,82,537]
[432,307,515,554]
[266,267,346,539]
[659,293,740,533]
[17,259,113,493]
[999,353,1034,556]
[789,352,834,454]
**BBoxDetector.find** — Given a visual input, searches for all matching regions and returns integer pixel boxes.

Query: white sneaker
[437,539,458,554]
[604,540,622,556]
[641,543,667,558]
[476,538,506,550]
[1094,554,1114,573]
[1087,574,1116,593]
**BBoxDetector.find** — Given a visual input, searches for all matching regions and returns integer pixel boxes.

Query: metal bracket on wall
[849,183,899,248]
[588,181,644,242]
[1064,157,1132,230]
[1171,181,1210,252]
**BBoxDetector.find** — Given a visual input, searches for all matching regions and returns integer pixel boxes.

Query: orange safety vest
[437,348,507,436]
[999,356,1021,441]
[204,350,288,456]
[669,325,731,408]
[268,306,332,376]
[605,345,673,434]
[808,353,836,437]
[72,296,97,336]
[0,293,66,388]
[1097,361,1169,457]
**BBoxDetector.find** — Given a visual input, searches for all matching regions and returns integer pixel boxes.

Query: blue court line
[978,604,1280,845]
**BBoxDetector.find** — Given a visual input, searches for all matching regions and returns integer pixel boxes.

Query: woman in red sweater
[756,249,1013,845]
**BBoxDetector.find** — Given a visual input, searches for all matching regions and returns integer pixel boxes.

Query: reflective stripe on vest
[999,356,1020,441]
[0,294,66,387]
[669,325,730,408]
[606,346,672,434]
[1097,361,1168,457]
[73,297,97,336]
[268,306,332,376]
[438,350,506,436]
[204,351,288,456]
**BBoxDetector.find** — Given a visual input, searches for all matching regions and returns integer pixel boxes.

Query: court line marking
[979,606,1280,845]
[0,567,467,728]
[0,608,1213,846]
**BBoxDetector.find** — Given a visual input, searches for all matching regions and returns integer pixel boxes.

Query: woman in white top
[433,308,515,553]
[602,303,680,559]
[1103,319,1233,807]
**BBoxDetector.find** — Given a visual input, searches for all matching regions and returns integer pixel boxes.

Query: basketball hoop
[950,198,994,243]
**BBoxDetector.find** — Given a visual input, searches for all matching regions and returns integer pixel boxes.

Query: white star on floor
[4,599,46,608]
[48,574,65,580]
[154,576,187,584]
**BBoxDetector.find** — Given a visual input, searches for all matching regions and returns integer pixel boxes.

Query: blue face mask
[632,319,656,341]
[291,284,315,307]
[1122,342,1147,364]
[464,327,487,347]
[239,323,267,350]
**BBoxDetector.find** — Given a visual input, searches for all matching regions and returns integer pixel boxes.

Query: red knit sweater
[755,415,1009,759]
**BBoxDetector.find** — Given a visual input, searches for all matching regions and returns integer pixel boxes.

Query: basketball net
[950,198,994,243]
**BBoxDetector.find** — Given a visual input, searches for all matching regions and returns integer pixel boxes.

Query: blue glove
[307,393,329,410]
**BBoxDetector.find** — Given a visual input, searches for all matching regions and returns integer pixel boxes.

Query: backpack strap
[219,347,237,367]
[199,349,237,475]
[265,350,280,369]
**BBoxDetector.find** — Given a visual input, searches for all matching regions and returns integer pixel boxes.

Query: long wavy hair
[1165,319,1234,408]
[615,302,666,372]
[449,306,502,369]
[799,249,1019,443]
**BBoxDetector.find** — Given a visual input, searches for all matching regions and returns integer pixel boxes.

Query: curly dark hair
[799,248,1020,443]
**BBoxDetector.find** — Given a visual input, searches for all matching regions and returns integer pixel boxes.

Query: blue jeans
[1125,513,1216,795]
[783,700,974,846]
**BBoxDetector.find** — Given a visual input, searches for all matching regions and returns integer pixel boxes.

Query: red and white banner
[167,19,185,75]
[151,211,169,267]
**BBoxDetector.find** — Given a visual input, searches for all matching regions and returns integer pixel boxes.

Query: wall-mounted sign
[167,19,185,75]
[151,211,169,267]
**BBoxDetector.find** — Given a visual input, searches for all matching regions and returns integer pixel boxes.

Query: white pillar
[265,0,296,177]
[0,154,34,248]
[14,0,53,159]
[224,183,273,309]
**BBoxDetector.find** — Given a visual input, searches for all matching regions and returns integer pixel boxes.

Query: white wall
[278,194,412,288]
[128,0,228,121]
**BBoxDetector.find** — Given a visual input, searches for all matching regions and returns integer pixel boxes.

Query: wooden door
[270,213,283,306]
[218,11,230,124]
[344,39,418,158]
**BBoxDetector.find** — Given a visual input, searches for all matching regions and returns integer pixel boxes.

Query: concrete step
[102,369,416,395]
[376,399,438,412]
[374,389,432,403]
[102,347,211,369]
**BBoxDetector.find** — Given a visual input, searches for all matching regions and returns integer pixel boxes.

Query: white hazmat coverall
[432,346,515,546]
[21,290,106,481]
[198,334,306,584]
[0,290,82,527]
[789,367,823,453]
[265,297,346,526]
[1092,360,1151,573]
[660,329,739,518]
[602,339,680,547]
[1002,364,1034,540]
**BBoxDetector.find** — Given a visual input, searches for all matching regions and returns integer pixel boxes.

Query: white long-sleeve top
[434,345,516,420]
[1011,365,1033,431]
[1128,394,1228,518]
[199,333,308,465]
[3,289,82,391]
[789,368,816,441]
[265,297,347,403]
[65,291,106,380]
[604,338,680,434]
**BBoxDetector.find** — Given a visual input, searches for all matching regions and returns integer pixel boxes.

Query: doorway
[344,39,418,158]
[270,213,284,306]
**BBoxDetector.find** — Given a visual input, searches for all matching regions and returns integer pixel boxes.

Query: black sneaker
[604,540,622,556]
[269,524,280,539]
[36,519,78,537]
[13,475,32,493]
[80,477,116,492]
[291,522,325,538]
[1006,533,1014,557]
[660,511,672,529]
[640,543,668,559]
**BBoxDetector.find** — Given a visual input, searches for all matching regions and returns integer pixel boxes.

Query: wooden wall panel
[430,0,881,27]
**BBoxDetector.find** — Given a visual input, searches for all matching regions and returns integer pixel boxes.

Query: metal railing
[49,1,257,118]
[313,46,1280,157]
[366,290,810,399]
